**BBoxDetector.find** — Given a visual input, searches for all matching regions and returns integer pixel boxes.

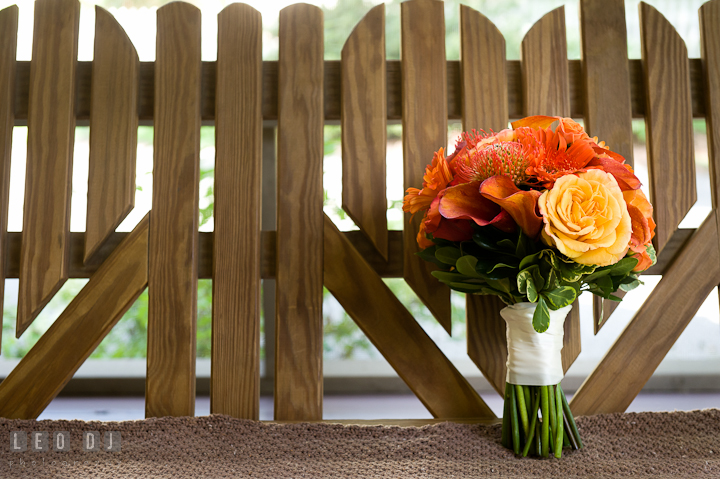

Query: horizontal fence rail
[8,59,710,125]
[0,228,691,279]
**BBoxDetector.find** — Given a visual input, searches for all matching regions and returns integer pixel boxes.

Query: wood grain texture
[211,3,262,420]
[579,0,635,334]
[0,227,688,281]
[561,302,581,373]
[324,215,495,419]
[640,2,696,256]
[521,7,570,117]
[275,4,324,421]
[701,0,720,211]
[459,4,507,133]
[84,7,138,265]
[0,216,149,419]
[146,2,201,419]
[570,212,720,416]
[466,295,507,396]
[401,0,451,334]
[16,0,79,336]
[0,5,17,353]
[7,58,712,125]
[459,6,509,397]
[341,4,387,261]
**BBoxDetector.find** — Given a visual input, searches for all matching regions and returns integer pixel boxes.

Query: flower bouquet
[403,116,656,458]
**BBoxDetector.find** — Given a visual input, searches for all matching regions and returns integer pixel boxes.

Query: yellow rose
[538,169,632,266]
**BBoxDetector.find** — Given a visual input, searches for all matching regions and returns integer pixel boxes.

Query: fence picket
[84,7,138,266]
[580,0,635,333]
[459,4,509,397]
[640,2,696,255]
[341,4,387,261]
[211,3,263,420]
[401,0,451,334]
[17,0,79,336]
[146,2,202,418]
[275,4,324,421]
[0,5,17,354]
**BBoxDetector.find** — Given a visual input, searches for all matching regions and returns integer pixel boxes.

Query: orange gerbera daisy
[402,148,453,217]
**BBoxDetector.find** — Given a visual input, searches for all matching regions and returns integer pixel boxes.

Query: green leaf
[431,271,470,283]
[581,266,614,283]
[646,243,657,267]
[516,231,532,258]
[497,239,517,252]
[610,257,639,276]
[519,251,543,271]
[533,296,551,333]
[529,265,545,292]
[448,282,486,292]
[486,278,512,295]
[517,270,531,294]
[608,294,623,302]
[594,275,614,296]
[416,246,445,268]
[526,279,539,303]
[435,247,462,265]
[542,286,577,309]
[619,279,641,292]
[456,255,482,278]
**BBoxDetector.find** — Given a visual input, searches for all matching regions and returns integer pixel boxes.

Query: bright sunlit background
[0,0,717,405]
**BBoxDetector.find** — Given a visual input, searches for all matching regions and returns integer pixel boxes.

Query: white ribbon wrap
[500,302,572,386]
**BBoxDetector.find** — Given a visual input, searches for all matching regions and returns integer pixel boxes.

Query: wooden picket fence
[0,0,716,422]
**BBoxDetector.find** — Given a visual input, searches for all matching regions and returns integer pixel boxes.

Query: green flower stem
[521,388,541,457]
[510,385,521,455]
[559,384,583,449]
[501,382,512,448]
[523,386,532,417]
[555,384,563,458]
[540,386,550,457]
[535,418,542,457]
[547,385,557,454]
[562,409,579,450]
[515,384,530,438]
[563,423,571,449]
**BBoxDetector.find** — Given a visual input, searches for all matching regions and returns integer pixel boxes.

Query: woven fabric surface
[1,409,719,478]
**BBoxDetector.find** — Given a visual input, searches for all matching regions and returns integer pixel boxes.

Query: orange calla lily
[438,182,516,233]
[479,175,543,238]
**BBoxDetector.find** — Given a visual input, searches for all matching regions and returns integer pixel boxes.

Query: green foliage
[422,224,655,333]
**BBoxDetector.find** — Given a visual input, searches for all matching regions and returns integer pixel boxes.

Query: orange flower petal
[511,115,558,130]
[627,203,652,251]
[479,175,543,238]
[438,182,517,233]
[586,157,641,190]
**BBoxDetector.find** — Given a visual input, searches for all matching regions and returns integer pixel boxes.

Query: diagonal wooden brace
[0,215,149,419]
[570,211,720,416]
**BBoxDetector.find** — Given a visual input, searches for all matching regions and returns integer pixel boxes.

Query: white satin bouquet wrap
[500,302,572,386]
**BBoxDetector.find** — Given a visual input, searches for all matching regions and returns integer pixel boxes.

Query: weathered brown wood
[0,227,690,281]
[84,6,138,265]
[571,212,720,415]
[275,4,324,421]
[8,58,712,125]
[0,5,17,353]
[466,295,507,396]
[324,215,495,419]
[16,0,79,336]
[401,0,451,334]
[0,216,149,420]
[521,7,570,117]
[146,2,201,419]
[459,5,509,397]
[561,302,581,373]
[701,1,720,211]
[579,0,635,333]
[210,3,262,420]
[341,4,387,261]
[460,5,508,133]
[640,2,696,256]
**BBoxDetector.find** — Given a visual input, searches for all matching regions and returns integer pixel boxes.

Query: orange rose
[623,188,656,271]
[538,170,632,266]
